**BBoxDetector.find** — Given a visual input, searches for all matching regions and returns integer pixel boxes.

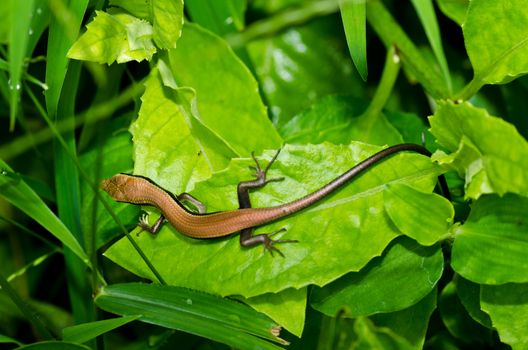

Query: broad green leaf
[16,341,91,350]
[385,110,435,146]
[410,0,452,92]
[430,101,528,199]
[8,0,34,130]
[163,23,282,156]
[384,183,453,246]
[67,10,156,64]
[311,237,443,316]
[439,281,494,345]
[130,68,225,192]
[339,0,367,80]
[109,0,184,48]
[371,290,437,350]
[105,142,441,298]
[279,95,403,146]
[245,288,307,337]
[130,23,281,192]
[481,283,528,350]
[63,316,141,343]
[454,277,492,328]
[460,0,528,97]
[109,0,150,18]
[151,0,183,49]
[247,17,362,126]
[436,0,468,26]
[451,194,528,284]
[186,0,246,34]
[94,283,285,349]
[0,160,89,266]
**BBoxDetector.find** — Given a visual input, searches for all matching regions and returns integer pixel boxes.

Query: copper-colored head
[100,174,134,202]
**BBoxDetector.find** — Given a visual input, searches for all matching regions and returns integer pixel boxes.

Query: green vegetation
[1,0,527,349]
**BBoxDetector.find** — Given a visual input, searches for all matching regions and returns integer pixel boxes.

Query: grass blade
[95,283,287,349]
[339,0,367,80]
[410,0,452,93]
[8,0,34,130]
[0,273,53,340]
[62,316,141,343]
[0,162,89,266]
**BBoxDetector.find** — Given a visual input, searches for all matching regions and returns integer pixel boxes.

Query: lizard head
[100,173,135,202]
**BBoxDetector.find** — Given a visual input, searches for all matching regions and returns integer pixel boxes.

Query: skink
[101,144,449,255]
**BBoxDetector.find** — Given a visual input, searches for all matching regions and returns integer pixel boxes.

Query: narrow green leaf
[366,0,447,98]
[0,1,10,44]
[16,341,91,350]
[459,0,528,98]
[311,237,443,317]
[27,0,50,55]
[384,183,453,246]
[0,334,22,346]
[0,161,89,266]
[8,0,34,130]
[105,143,441,298]
[436,0,468,26]
[79,119,137,249]
[94,283,286,349]
[351,317,415,350]
[339,0,367,80]
[151,0,183,49]
[371,290,437,350]
[439,281,494,345]
[481,283,528,350]
[430,100,528,199]
[63,315,141,343]
[410,0,452,92]
[279,95,403,146]
[67,10,156,64]
[45,0,88,120]
[0,273,53,340]
[451,194,528,284]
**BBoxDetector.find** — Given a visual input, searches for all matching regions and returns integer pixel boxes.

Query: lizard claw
[262,228,298,257]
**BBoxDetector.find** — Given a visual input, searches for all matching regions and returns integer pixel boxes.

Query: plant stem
[225,0,339,48]
[359,45,401,126]
[366,0,448,99]
[0,273,54,340]
[0,80,145,161]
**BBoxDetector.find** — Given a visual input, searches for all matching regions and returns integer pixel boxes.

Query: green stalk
[225,0,339,48]
[25,85,167,286]
[0,273,54,340]
[366,0,448,99]
[0,81,144,161]
[359,45,401,127]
